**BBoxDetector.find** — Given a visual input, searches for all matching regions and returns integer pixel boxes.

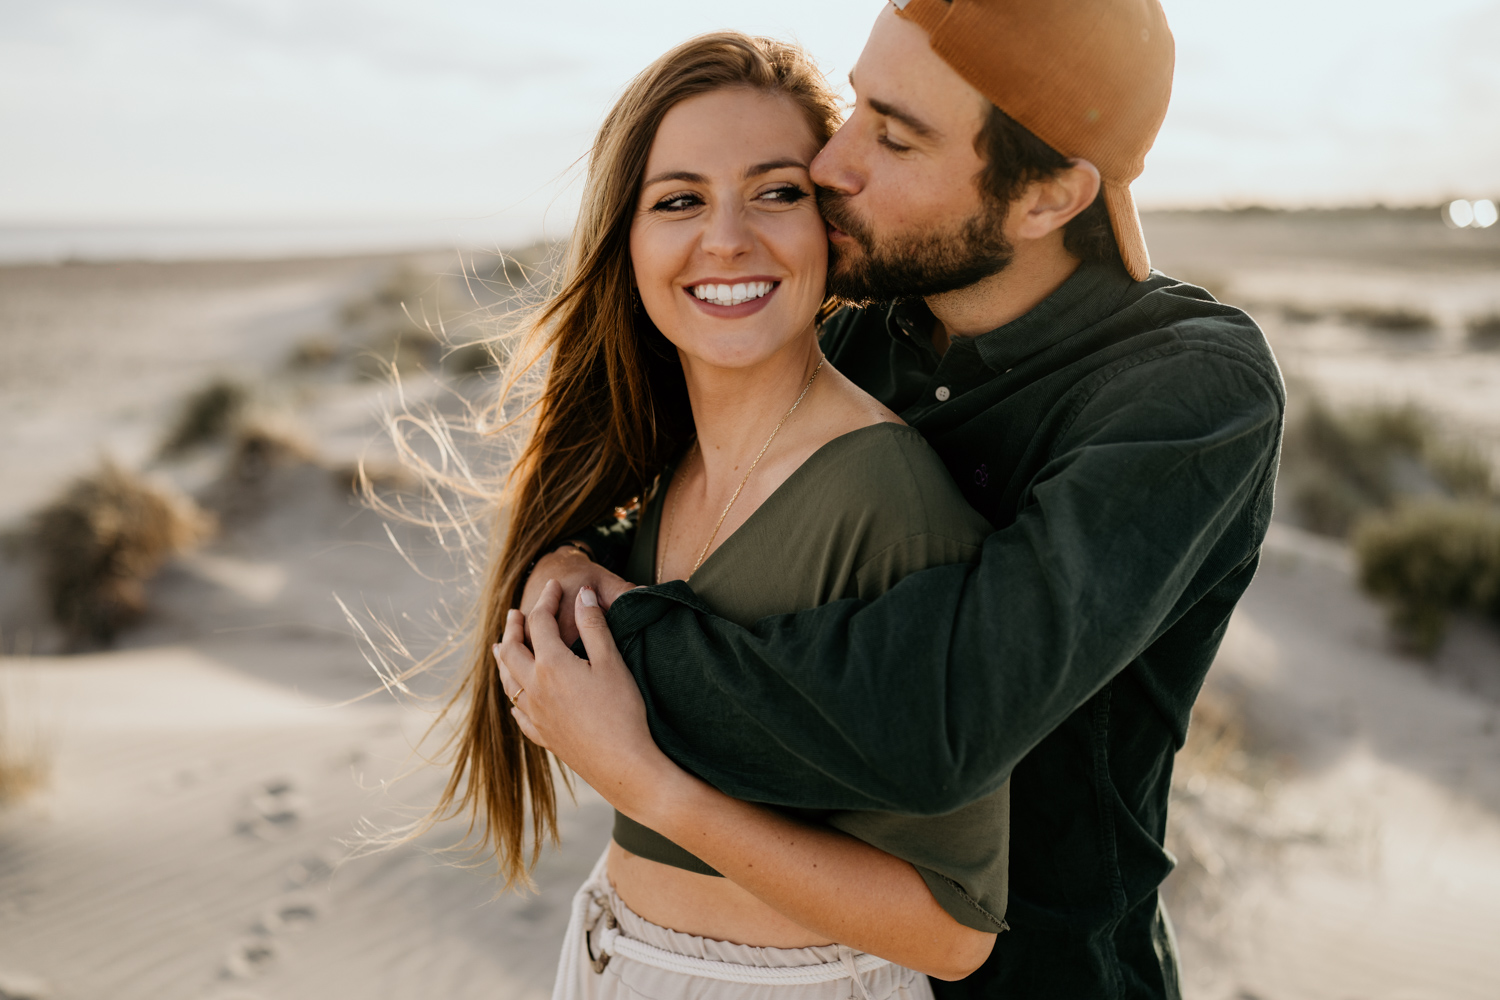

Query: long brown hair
[427,32,843,887]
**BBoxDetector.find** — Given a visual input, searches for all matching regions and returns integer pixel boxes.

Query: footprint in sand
[257,893,321,935]
[284,846,342,889]
[222,890,323,980]
[235,776,309,841]
[222,937,278,979]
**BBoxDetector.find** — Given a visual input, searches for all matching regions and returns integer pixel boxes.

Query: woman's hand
[496,579,676,815]
[517,546,637,646]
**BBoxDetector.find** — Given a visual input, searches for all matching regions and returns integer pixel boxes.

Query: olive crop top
[613,422,1011,934]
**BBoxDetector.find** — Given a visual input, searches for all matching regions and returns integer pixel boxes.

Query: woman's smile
[685,277,781,317]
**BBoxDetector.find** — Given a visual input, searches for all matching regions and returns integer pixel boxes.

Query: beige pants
[552,848,935,1000]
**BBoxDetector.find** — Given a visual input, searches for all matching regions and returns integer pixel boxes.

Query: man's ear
[1014,158,1101,240]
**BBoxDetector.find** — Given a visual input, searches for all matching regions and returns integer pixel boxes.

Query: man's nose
[810,121,862,195]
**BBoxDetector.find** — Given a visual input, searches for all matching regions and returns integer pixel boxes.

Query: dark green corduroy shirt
[588,260,1285,999]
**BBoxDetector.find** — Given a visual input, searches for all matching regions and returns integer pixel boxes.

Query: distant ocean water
[0,219,548,265]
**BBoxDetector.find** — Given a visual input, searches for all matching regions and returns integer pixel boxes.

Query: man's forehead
[852,8,988,135]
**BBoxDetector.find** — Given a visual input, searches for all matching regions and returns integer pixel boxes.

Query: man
[515,1,1283,996]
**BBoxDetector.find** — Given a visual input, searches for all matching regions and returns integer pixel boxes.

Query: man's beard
[819,189,1014,305]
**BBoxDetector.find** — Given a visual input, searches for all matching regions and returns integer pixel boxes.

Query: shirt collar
[885,260,1136,372]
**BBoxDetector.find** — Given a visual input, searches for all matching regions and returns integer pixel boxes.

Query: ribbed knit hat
[893,0,1174,280]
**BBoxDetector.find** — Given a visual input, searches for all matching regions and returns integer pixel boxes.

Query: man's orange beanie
[894,0,1174,280]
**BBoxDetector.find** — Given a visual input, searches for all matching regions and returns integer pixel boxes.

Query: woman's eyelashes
[758,183,809,205]
[648,183,809,214]
[651,192,704,213]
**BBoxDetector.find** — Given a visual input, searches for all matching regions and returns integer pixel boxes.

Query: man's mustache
[816,189,871,246]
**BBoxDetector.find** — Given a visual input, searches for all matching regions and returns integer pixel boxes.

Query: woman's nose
[699,202,755,260]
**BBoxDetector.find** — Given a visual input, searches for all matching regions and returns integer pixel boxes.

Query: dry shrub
[1281,303,1325,323]
[1282,400,1493,536]
[32,462,212,647]
[333,460,417,497]
[373,265,431,310]
[442,340,496,377]
[1467,313,1500,349]
[1354,500,1500,655]
[340,265,431,326]
[1163,687,1260,947]
[0,669,50,805]
[1178,688,1245,779]
[213,420,319,499]
[354,327,443,380]
[159,378,247,456]
[1340,305,1436,333]
[288,335,339,369]
[334,264,448,380]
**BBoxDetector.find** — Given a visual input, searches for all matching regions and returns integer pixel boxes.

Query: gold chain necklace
[656,356,825,584]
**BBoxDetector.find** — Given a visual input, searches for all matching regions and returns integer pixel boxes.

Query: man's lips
[826,221,852,242]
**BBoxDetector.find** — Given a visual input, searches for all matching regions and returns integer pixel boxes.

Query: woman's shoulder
[690,421,991,621]
[806,422,992,547]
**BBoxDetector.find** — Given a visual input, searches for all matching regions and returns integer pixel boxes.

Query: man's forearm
[607,356,1283,814]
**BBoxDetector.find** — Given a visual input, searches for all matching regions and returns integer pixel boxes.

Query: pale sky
[3,0,1497,247]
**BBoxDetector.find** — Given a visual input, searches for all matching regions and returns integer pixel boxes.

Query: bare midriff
[606,840,833,947]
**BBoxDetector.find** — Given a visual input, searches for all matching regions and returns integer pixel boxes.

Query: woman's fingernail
[580,588,598,608]
[492,642,502,656]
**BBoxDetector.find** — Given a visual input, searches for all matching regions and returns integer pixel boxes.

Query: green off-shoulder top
[614,421,1010,934]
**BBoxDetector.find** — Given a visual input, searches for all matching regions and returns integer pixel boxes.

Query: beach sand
[1,212,1497,999]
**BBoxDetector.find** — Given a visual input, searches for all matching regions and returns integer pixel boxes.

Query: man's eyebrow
[642,170,707,187]
[868,97,940,140]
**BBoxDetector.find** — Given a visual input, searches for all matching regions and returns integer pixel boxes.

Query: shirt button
[934,386,951,402]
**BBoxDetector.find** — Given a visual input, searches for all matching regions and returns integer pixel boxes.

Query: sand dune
[1165,524,1500,999]
[0,647,611,1000]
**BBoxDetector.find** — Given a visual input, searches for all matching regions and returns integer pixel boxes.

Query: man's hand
[518,545,636,645]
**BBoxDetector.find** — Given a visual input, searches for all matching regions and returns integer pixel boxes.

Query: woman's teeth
[691,281,775,307]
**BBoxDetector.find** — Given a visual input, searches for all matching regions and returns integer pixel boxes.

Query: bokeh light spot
[1473,199,1498,229]
[1445,199,1475,228]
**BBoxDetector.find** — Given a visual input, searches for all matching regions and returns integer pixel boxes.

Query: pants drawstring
[839,945,875,1000]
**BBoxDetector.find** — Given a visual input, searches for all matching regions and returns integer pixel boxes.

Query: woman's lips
[682,281,780,319]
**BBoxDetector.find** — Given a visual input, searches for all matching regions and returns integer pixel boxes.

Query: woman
[436,33,1009,999]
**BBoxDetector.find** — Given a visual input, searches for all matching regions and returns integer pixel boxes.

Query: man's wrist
[522,540,592,587]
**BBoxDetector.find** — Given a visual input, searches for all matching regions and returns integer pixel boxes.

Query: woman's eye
[652,193,702,212]
[759,184,809,205]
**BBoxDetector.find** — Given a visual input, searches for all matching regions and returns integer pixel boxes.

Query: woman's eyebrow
[745,158,808,178]
[642,170,707,187]
[643,160,807,188]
